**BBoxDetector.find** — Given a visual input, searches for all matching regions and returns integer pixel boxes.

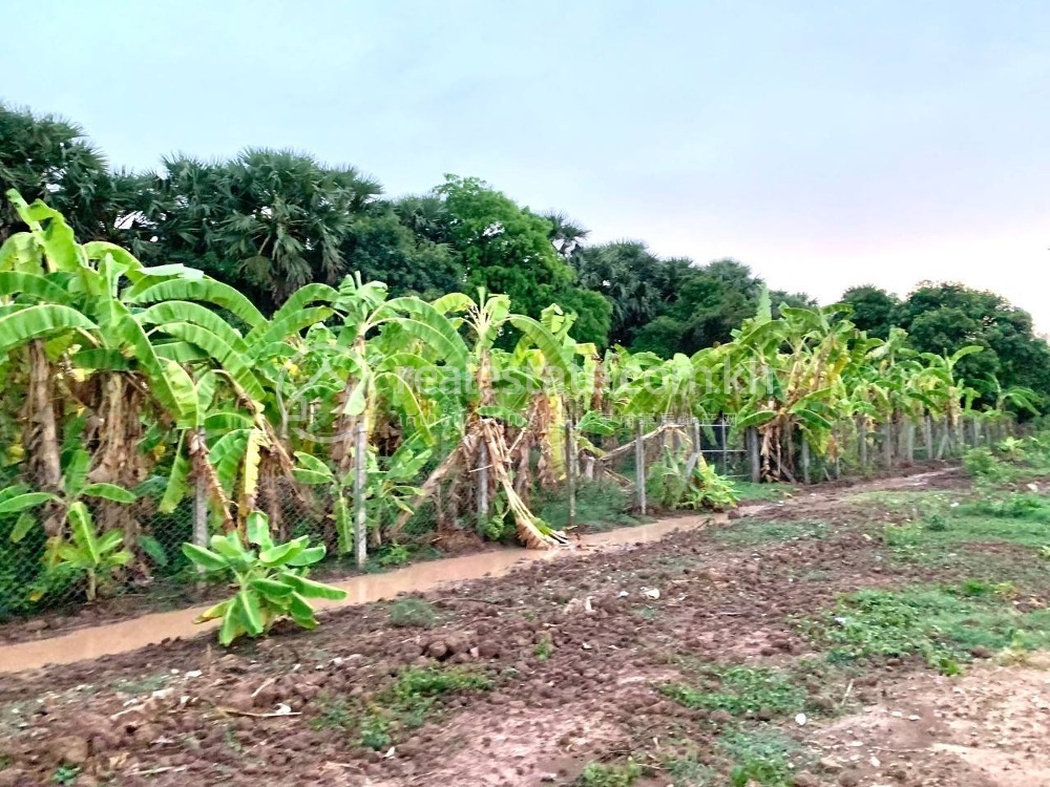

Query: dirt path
[5,464,1049,787]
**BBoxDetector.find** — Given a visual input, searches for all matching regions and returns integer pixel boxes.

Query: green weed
[811,586,1050,673]
[310,695,355,731]
[309,666,492,750]
[722,729,804,787]
[533,633,553,661]
[733,482,796,503]
[389,597,437,629]
[575,760,642,787]
[659,664,805,718]
[358,713,392,751]
[661,753,715,786]
[965,492,1049,521]
[358,666,492,750]
[51,765,80,785]
[377,543,412,567]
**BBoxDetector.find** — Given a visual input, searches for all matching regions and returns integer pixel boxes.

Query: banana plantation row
[0,193,1025,629]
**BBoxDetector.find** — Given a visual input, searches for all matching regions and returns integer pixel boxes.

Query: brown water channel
[0,513,722,674]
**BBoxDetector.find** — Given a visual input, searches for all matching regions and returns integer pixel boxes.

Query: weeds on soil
[389,597,437,628]
[722,729,806,787]
[659,664,806,718]
[575,760,642,787]
[311,665,492,751]
[809,585,1050,674]
[51,765,80,785]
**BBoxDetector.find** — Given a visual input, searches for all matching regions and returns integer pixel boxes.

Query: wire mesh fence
[0,413,1018,623]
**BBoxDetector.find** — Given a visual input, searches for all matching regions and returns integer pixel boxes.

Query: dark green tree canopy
[841,286,901,340]
[837,281,1050,411]
[0,103,125,244]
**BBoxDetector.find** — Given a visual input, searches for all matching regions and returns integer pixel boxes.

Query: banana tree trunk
[857,416,868,472]
[747,427,760,483]
[635,419,647,514]
[565,414,577,528]
[353,418,368,570]
[882,420,894,470]
[477,441,490,525]
[25,340,63,536]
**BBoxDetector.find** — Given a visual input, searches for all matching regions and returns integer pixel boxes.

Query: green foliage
[575,760,642,787]
[968,492,1047,520]
[389,597,437,629]
[732,482,795,503]
[533,633,553,661]
[535,480,635,532]
[0,103,116,245]
[722,730,802,787]
[42,503,132,602]
[647,447,739,511]
[659,665,806,718]
[376,543,411,567]
[661,752,715,786]
[811,586,1050,673]
[355,666,492,750]
[435,175,573,322]
[963,447,1012,485]
[51,765,80,785]
[182,512,346,646]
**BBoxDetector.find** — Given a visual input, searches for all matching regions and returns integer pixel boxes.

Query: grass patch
[722,729,806,787]
[810,585,1050,674]
[881,512,1050,571]
[575,760,643,787]
[659,664,806,718]
[388,597,437,629]
[714,520,828,547]
[734,482,795,503]
[313,665,492,750]
[661,753,715,785]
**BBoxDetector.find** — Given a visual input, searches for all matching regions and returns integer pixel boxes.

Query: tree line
[2,102,1047,411]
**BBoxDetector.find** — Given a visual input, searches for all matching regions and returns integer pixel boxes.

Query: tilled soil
[1,466,1048,786]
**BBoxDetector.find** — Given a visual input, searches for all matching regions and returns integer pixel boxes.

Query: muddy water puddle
[0,513,721,674]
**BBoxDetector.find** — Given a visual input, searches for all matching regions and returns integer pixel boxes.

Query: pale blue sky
[6,0,1050,328]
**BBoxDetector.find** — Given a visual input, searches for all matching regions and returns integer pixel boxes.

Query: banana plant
[183,511,346,646]
[0,448,136,600]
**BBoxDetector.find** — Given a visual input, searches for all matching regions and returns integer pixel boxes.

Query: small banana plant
[182,511,347,646]
[45,502,132,602]
[0,448,137,601]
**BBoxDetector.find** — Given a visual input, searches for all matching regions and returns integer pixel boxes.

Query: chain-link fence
[0,413,1017,623]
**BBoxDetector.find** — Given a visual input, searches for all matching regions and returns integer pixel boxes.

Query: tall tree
[542,211,590,259]
[0,104,118,243]
[133,150,382,311]
[898,282,1050,407]
[840,285,901,340]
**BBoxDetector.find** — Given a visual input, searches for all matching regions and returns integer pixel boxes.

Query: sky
[6,0,1050,330]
